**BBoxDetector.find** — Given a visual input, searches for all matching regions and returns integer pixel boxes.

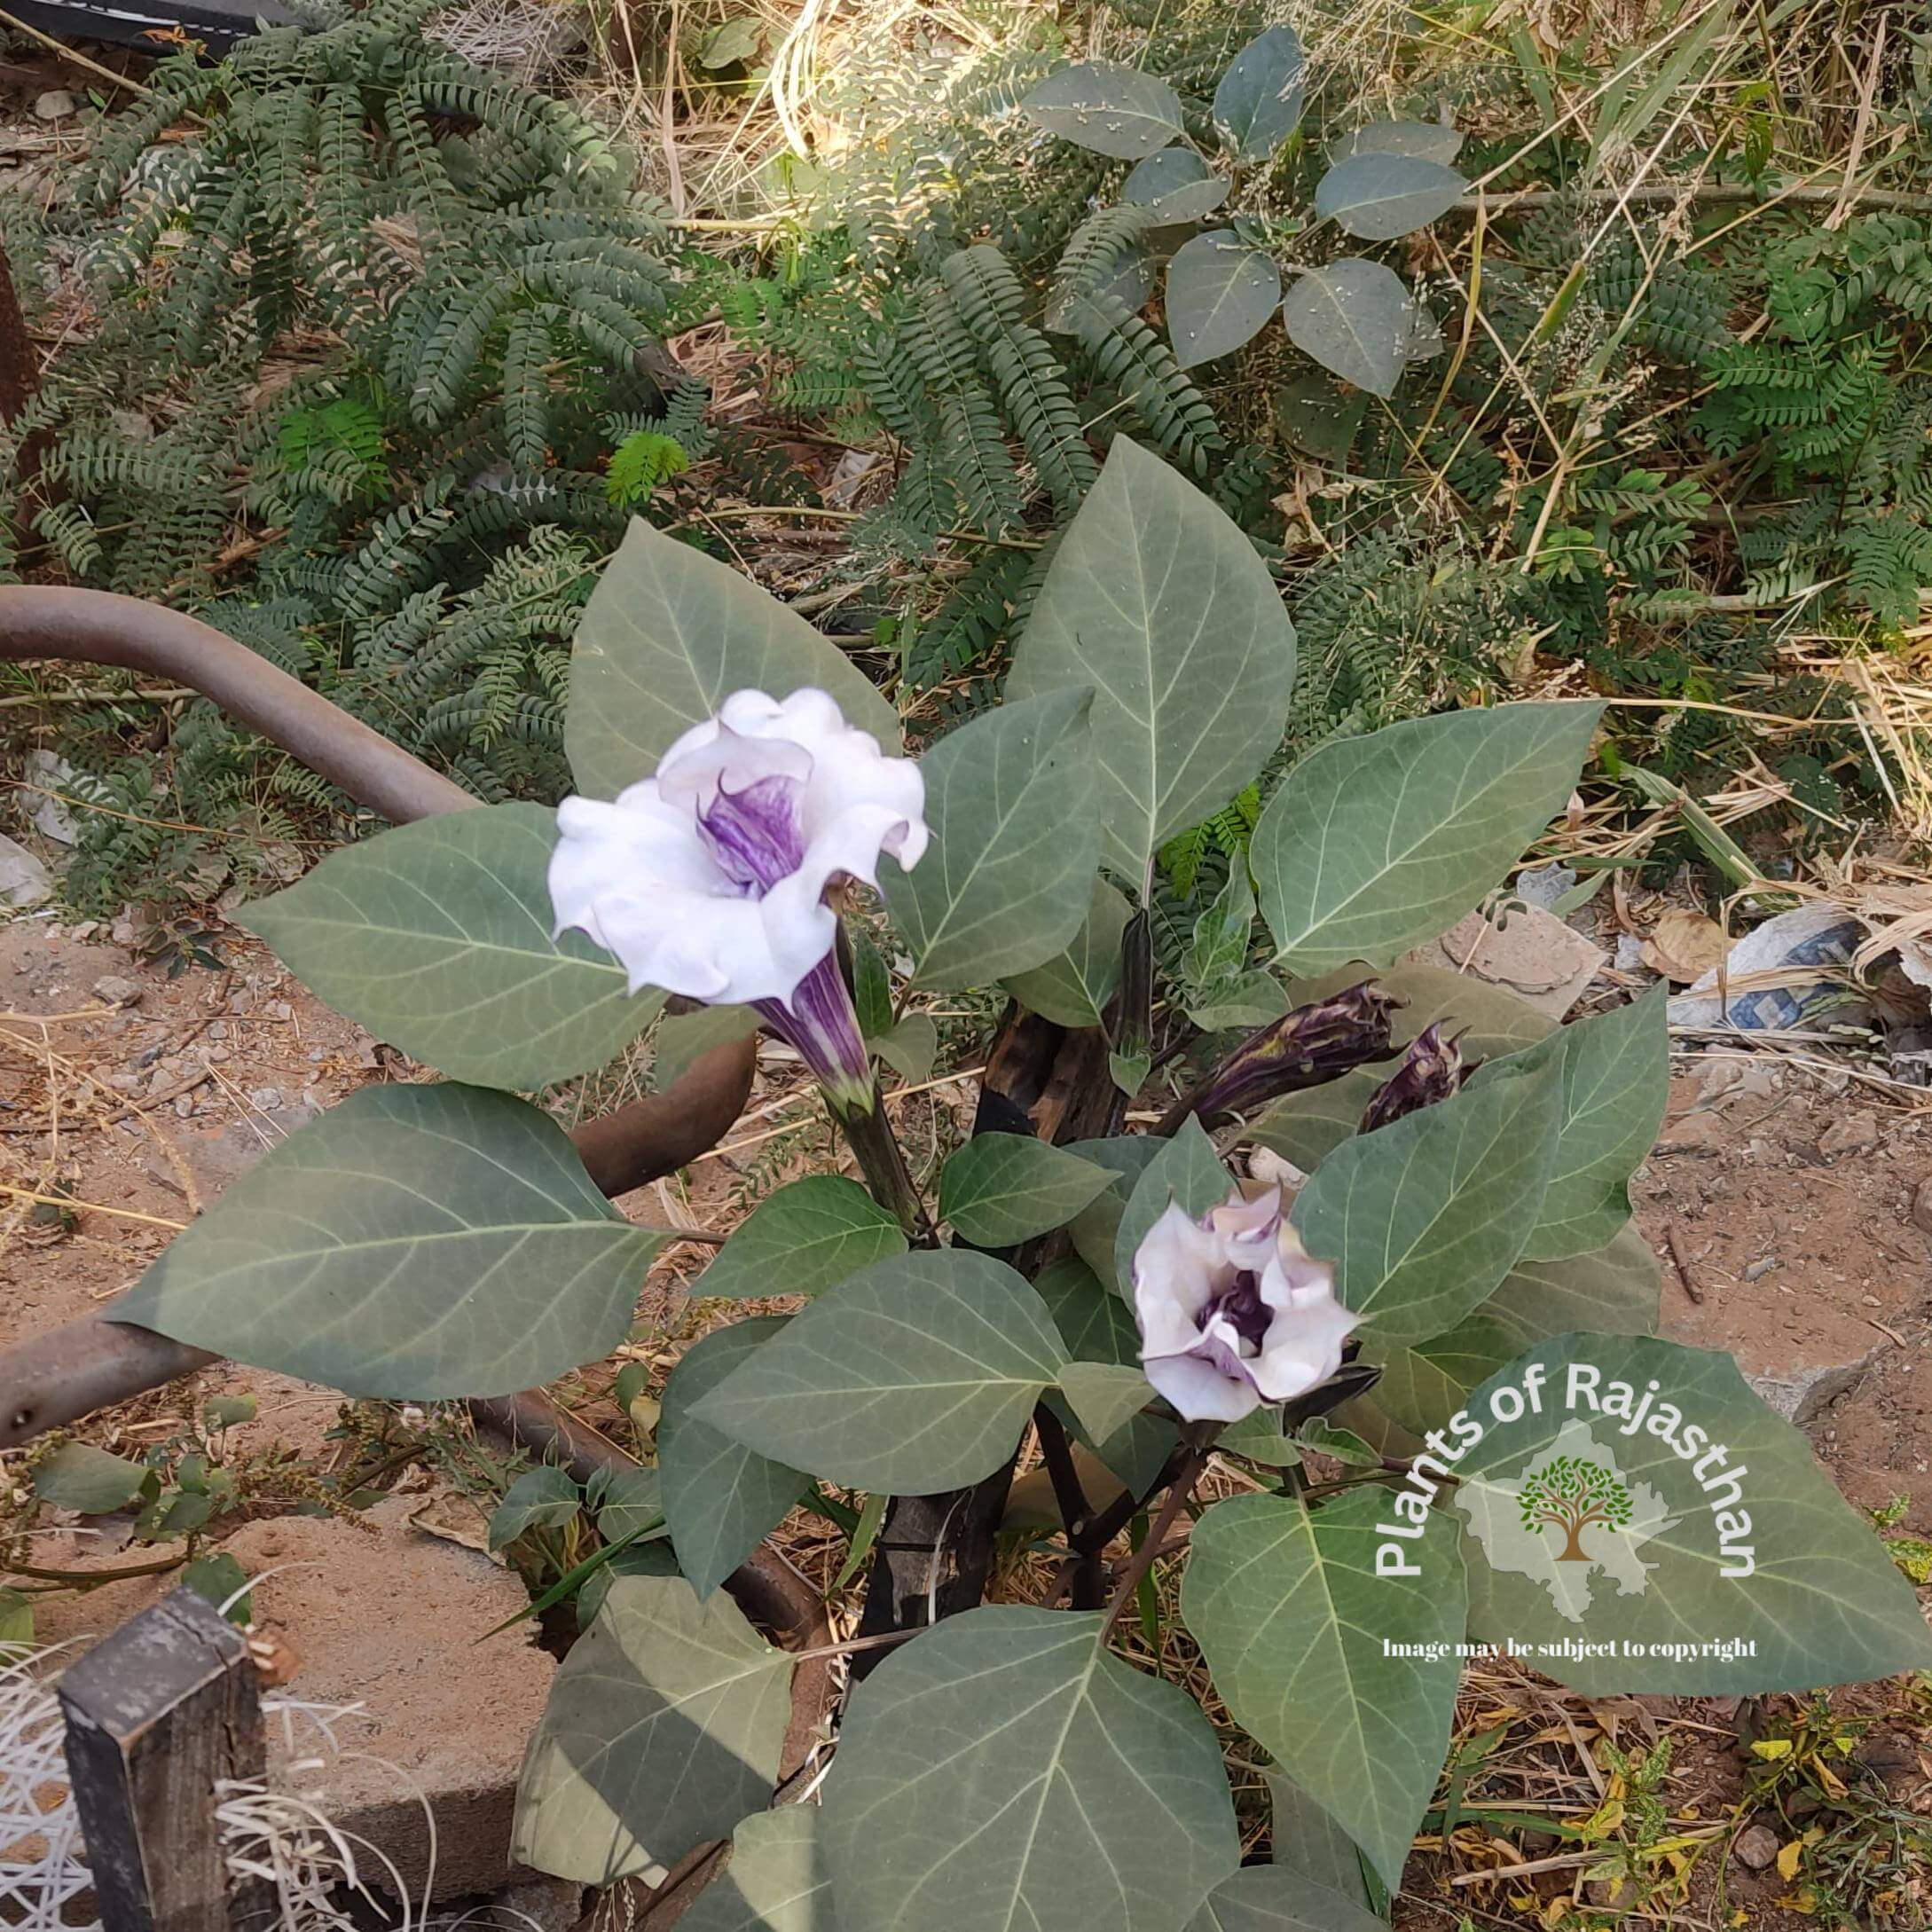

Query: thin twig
[1098,1449,1205,1640]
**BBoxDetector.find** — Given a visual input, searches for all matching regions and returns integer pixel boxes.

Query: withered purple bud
[1160,980,1400,1134]
[1359,1022,1468,1134]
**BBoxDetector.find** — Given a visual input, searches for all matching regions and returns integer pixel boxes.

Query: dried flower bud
[1358,1022,1468,1134]
[1161,980,1400,1133]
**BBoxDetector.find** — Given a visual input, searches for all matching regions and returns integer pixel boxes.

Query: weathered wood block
[59,1587,264,1932]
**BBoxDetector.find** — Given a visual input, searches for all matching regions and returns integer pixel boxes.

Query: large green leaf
[1333,120,1465,164]
[1034,1254,1141,1362]
[660,1319,811,1599]
[698,1176,907,1300]
[1183,1489,1465,1891]
[116,1084,663,1398]
[513,1574,793,1883]
[1167,232,1281,370]
[1279,259,1428,398]
[881,689,1100,986]
[246,804,659,1090]
[1472,990,1667,1261]
[1362,1312,1522,1436]
[681,1808,830,1932]
[1452,1335,1932,1692]
[1063,1134,1168,1294]
[1122,147,1229,223]
[1251,961,1551,1171]
[1059,1361,1154,1441]
[692,1251,1068,1494]
[565,520,899,796]
[1291,1062,1559,1347]
[1254,703,1603,974]
[1002,876,1131,1028]
[1188,1866,1385,1932]
[1313,153,1465,240]
[1265,1768,1374,1905]
[1484,1224,1661,1340]
[1022,59,1185,160]
[939,1133,1118,1247]
[823,1606,1238,1932]
[1212,26,1305,161]
[1112,1116,1230,1295]
[32,1442,149,1513]
[1009,439,1298,881]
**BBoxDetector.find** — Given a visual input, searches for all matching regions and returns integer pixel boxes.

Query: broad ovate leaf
[489,1466,582,1550]
[1291,1059,1560,1347]
[116,1084,664,1398]
[1059,1360,1154,1442]
[1333,120,1465,164]
[1002,876,1130,1029]
[939,1133,1118,1248]
[1485,1223,1662,1339]
[1009,438,1297,880]
[1111,1115,1230,1294]
[1188,1866,1385,1932]
[1471,989,1668,1261]
[691,1251,1068,1494]
[1022,59,1184,160]
[1123,147,1229,224]
[681,1808,831,1932]
[1361,1311,1522,1436]
[1279,258,1427,398]
[1254,703,1603,973]
[1167,232,1282,370]
[823,1606,1239,1932]
[514,1574,792,1883]
[32,1442,149,1513]
[566,519,899,797]
[1453,1335,1932,1692]
[1313,153,1465,240]
[1183,1489,1465,1890]
[698,1176,907,1300]
[1212,26,1305,162]
[881,687,1100,987]
[659,1318,811,1599]
[246,803,660,1090]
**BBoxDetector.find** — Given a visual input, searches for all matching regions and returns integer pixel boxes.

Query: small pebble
[91,975,140,1005]
[1733,1823,1780,1871]
[263,999,293,1021]
[247,1087,284,1111]
[34,89,75,122]
[1743,1255,1779,1281]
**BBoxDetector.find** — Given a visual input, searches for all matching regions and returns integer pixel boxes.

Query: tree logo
[1517,1455,1636,1563]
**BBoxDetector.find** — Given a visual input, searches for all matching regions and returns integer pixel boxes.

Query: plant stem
[4,1551,187,1588]
[1098,1448,1206,1640]
[835,1092,931,1241]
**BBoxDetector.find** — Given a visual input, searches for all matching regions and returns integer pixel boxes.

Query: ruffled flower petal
[547,687,927,1012]
[1130,1177,1358,1423]
[1144,1351,1263,1424]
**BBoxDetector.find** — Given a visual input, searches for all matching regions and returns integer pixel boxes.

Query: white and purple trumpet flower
[1131,1183,1360,1423]
[548,687,927,1114]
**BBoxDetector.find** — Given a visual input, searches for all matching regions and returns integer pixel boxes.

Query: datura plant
[114,441,1929,1928]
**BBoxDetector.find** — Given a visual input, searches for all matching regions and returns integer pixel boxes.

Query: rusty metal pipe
[0,585,759,1448]
[0,586,476,824]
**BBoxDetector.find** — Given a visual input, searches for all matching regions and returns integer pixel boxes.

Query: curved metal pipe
[0,586,476,824]
[0,584,760,1447]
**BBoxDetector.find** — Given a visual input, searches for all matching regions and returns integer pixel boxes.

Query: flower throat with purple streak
[696,773,872,1107]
